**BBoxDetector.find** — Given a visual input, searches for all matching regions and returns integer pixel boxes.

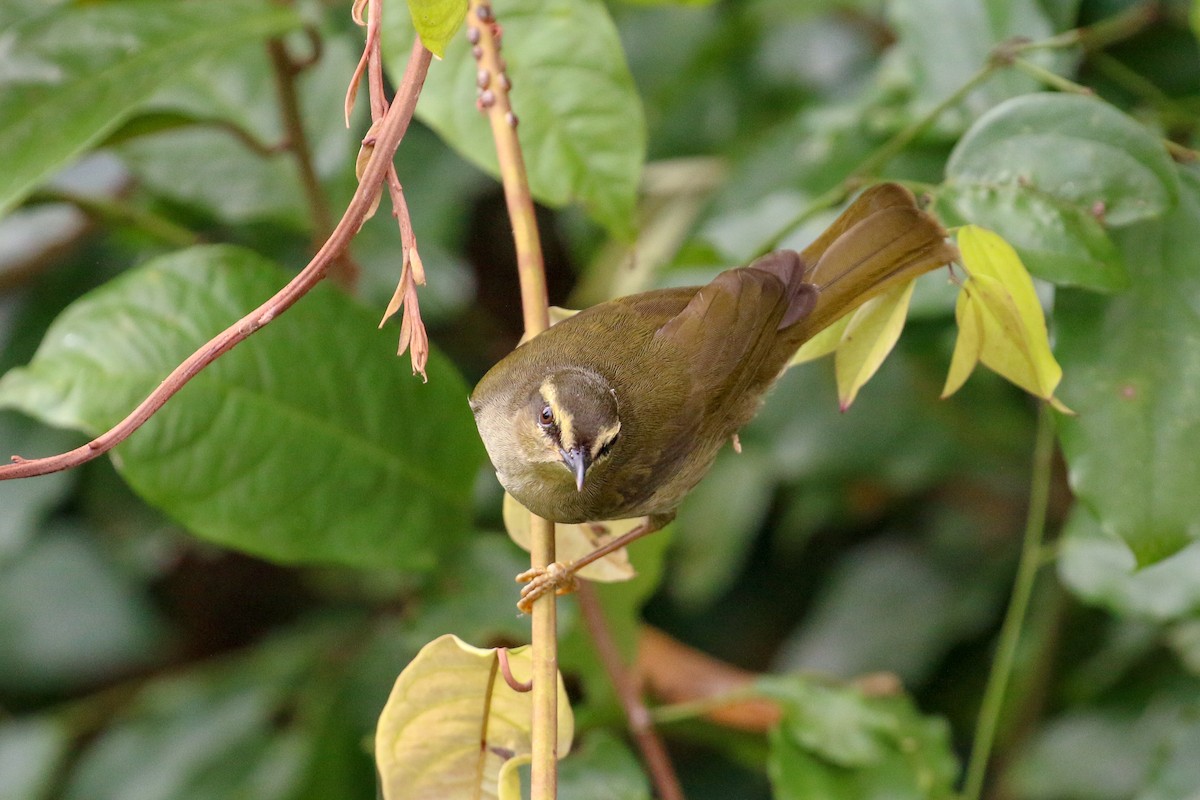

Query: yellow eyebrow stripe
[538,379,574,450]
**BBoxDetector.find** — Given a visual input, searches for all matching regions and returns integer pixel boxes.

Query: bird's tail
[752,183,958,349]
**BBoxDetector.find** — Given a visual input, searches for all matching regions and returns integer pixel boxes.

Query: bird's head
[470,366,621,496]
[527,368,621,491]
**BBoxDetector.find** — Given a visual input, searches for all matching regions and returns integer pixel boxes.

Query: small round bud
[479,89,496,108]
[477,69,490,89]
[466,27,480,44]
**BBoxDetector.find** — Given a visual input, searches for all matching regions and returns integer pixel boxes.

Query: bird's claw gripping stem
[516,561,579,613]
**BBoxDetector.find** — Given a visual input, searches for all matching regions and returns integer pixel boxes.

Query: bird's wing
[654,267,793,415]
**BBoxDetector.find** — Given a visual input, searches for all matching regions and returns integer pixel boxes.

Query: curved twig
[0,39,433,481]
[496,648,534,693]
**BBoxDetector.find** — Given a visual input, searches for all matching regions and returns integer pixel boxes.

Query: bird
[469,183,958,611]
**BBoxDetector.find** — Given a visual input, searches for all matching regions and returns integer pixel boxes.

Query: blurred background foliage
[1,0,1199,798]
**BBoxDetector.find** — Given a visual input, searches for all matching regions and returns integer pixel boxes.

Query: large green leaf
[0,0,301,218]
[1055,169,1200,566]
[761,675,958,800]
[381,0,645,240]
[62,629,350,800]
[117,29,364,227]
[943,93,1181,290]
[0,717,69,800]
[0,246,483,569]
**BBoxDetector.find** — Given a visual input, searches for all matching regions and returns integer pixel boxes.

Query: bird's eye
[539,405,555,427]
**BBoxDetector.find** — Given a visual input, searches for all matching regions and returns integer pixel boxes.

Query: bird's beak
[559,447,590,492]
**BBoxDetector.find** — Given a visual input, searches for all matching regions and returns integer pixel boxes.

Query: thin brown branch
[578,586,686,800]
[267,36,360,291]
[0,39,433,481]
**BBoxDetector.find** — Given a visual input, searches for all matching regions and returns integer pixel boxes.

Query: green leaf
[557,731,651,800]
[943,93,1181,289]
[0,718,69,800]
[406,0,467,58]
[936,183,1127,290]
[885,0,1060,135]
[1008,691,1200,800]
[0,528,165,693]
[1055,170,1200,566]
[62,629,340,800]
[1058,508,1200,621]
[761,675,958,800]
[670,450,773,608]
[117,30,364,226]
[947,93,1179,225]
[773,538,1002,686]
[0,0,301,218]
[381,0,646,239]
[0,246,483,569]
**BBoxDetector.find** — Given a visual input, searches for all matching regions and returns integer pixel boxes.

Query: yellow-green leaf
[970,272,1059,394]
[406,0,467,59]
[788,314,851,367]
[835,280,916,410]
[503,492,637,583]
[942,286,983,398]
[953,226,1071,410]
[958,225,1045,328]
[375,634,574,800]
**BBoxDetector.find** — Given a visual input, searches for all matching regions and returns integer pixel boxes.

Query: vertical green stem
[963,404,1057,800]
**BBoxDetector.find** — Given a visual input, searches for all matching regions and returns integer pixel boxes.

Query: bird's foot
[516,561,579,613]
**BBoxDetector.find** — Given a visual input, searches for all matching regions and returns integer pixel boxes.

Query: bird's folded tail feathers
[751,184,958,347]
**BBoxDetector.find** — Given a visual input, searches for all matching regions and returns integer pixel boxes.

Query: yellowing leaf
[951,226,1072,412]
[958,225,1046,328]
[375,634,574,800]
[503,492,637,583]
[971,273,1060,393]
[406,0,467,59]
[788,314,851,367]
[834,280,916,409]
[942,286,983,398]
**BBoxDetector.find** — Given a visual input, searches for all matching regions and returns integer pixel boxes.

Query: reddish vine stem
[496,648,534,693]
[349,0,430,376]
[0,38,433,481]
[577,584,686,800]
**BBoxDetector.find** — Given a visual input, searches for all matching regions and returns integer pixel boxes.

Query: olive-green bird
[470,183,958,609]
